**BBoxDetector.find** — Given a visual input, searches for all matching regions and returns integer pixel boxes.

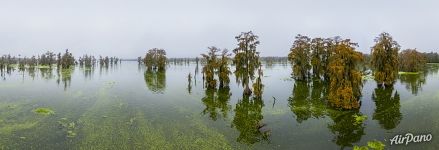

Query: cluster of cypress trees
[371,32,427,85]
[286,32,431,110]
[201,47,231,89]
[370,32,400,86]
[399,49,427,72]
[233,31,263,97]
[78,55,96,68]
[198,31,263,97]
[98,56,120,68]
[59,49,75,69]
[143,48,167,71]
[288,35,364,109]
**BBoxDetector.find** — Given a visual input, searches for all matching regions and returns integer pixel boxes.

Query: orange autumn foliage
[327,39,363,109]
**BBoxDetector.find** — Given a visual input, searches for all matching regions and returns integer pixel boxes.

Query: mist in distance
[0,0,438,58]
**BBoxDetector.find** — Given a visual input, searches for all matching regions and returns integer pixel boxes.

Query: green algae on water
[353,140,385,150]
[353,114,367,125]
[58,118,78,138]
[34,108,55,115]
[399,72,422,75]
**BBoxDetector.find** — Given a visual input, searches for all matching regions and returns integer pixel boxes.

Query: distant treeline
[364,51,438,65]
[422,52,439,63]
[0,49,121,71]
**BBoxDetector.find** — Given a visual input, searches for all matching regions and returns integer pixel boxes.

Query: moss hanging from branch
[327,39,364,110]
[371,32,400,86]
[233,31,262,96]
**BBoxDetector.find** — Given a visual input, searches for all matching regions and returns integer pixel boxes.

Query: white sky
[1,0,438,58]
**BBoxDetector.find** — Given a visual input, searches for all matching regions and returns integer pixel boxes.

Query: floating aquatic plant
[398,71,422,75]
[67,130,77,138]
[33,107,55,115]
[353,140,385,150]
[58,118,78,138]
[353,114,367,125]
[7,105,17,109]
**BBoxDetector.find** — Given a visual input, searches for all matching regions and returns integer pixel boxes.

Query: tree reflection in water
[201,87,232,121]
[81,66,94,80]
[399,73,426,95]
[27,67,36,80]
[288,80,327,123]
[327,111,365,149]
[40,68,54,80]
[57,68,73,91]
[372,86,401,130]
[232,95,270,145]
[288,80,367,149]
[144,70,166,94]
[424,64,439,75]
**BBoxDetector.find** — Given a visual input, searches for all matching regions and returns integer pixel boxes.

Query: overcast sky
[0,0,438,58]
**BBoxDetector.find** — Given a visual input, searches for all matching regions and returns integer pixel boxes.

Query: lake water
[0,62,438,149]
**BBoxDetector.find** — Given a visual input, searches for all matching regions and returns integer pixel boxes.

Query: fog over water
[1,0,438,58]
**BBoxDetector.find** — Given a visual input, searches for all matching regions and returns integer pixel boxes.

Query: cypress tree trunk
[243,84,252,96]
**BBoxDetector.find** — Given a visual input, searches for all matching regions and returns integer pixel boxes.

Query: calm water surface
[0,62,438,149]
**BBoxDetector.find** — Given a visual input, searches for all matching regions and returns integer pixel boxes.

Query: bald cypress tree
[328,39,364,110]
[288,34,311,81]
[218,49,231,88]
[233,31,262,96]
[143,48,167,71]
[201,47,220,89]
[399,49,427,72]
[323,38,336,80]
[252,65,264,98]
[310,38,326,79]
[201,47,232,89]
[61,49,75,69]
[371,32,400,86]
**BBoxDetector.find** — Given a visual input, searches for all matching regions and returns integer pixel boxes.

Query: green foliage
[353,114,367,125]
[201,47,220,89]
[201,87,232,121]
[58,118,78,138]
[327,39,363,110]
[232,95,269,145]
[143,48,167,71]
[367,140,385,150]
[328,111,365,149]
[33,107,55,115]
[310,38,326,78]
[201,47,232,89]
[144,70,166,93]
[371,32,400,86]
[288,81,327,123]
[372,86,401,130]
[218,50,232,88]
[233,31,262,96]
[60,49,75,69]
[399,73,426,95]
[78,55,97,68]
[398,71,421,75]
[57,68,74,90]
[399,49,427,72]
[288,34,311,81]
[353,140,385,150]
[353,146,369,150]
[422,51,439,63]
[39,51,56,67]
[287,36,363,110]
